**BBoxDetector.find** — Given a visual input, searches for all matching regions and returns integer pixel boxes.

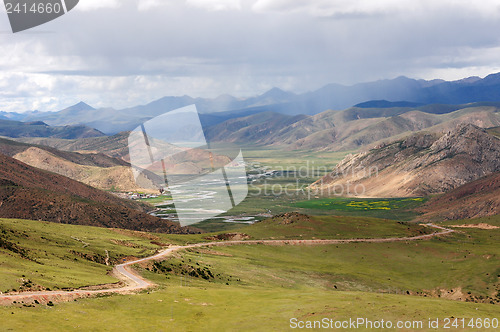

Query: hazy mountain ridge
[15,132,133,160]
[0,118,105,139]
[7,73,500,134]
[207,103,500,152]
[13,103,500,161]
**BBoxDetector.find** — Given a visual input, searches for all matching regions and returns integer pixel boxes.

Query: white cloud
[2,0,500,113]
[76,0,121,11]
[251,0,500,18]
[186,0,242,11]
[137,0,166,12]
[252,0,406,16]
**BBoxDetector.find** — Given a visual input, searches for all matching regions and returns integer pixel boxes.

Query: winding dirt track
[0,223,453,306]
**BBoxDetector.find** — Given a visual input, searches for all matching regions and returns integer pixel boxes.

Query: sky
[1,0,500,112]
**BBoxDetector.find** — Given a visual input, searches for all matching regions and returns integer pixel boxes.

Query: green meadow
[0,218,161,292]
[1,215,499,331]
[234,214,433,240]
[292,197,428,221]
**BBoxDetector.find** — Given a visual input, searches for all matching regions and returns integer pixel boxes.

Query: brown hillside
[14,132,131,160]
[0,137,159,191]
[0,137,127,167]
[416,172,500,221]
[12,147,154,192]
[0,153,197,234]
[311,124,500,197]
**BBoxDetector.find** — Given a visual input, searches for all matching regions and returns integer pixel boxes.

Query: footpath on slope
[0,223,454,306]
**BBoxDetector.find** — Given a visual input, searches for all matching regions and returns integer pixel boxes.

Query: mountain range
[2,72,500,225]
[0,118,104,139]
[310,124,500,198]
[5,73,500,134]
[205,103,500,151]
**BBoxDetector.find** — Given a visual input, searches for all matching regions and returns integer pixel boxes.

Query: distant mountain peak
[479,72,500,85]
[63,101,95,112]
[25,121,48,126]
[261,87,296,99]
[452,76,481,84]
[212,94,238,103]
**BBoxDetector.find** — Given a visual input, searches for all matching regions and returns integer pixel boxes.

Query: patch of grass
[292,197,428,221]
[0,218,161,292]
[237,214,433,240]
[242,147,353,170]
[162,214,434,245]
[170,221,500,303]
[140,196,173,204]
[1,286,498,331]
[191,217,263,233]
[1,287,499,331]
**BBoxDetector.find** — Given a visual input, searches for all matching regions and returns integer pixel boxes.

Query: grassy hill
[229,212,432,240]
[0,218,163,293]
[0,214,499,330]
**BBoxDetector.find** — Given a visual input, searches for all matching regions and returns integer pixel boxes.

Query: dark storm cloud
[1,0,500,112]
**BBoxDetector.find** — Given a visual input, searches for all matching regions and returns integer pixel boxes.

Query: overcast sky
[1,0,500,112]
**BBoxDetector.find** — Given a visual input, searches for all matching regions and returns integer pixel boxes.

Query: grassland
[292,197,428,221]
[2,287,498,331]
[1,144,499,330]
[241,147,352,170]
[0,214,430,293]
[1,215,499,331]
[0,218,162,293]
[140,195,173,204]
[234,214,433,240]
[191,194,428,233]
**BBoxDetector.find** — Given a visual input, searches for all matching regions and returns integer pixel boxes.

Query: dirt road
[0,223,453,306]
